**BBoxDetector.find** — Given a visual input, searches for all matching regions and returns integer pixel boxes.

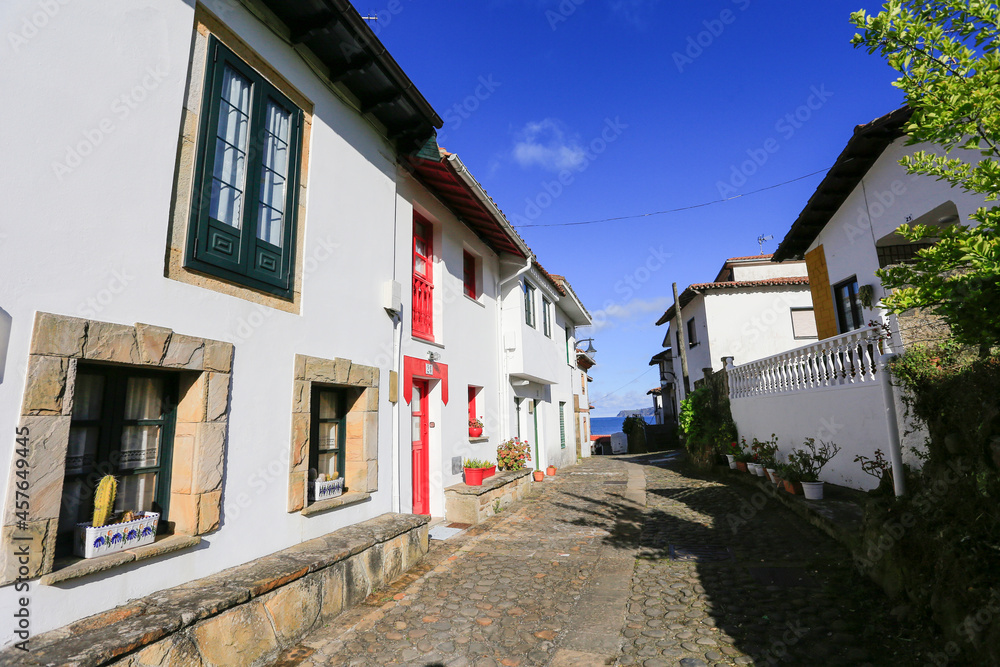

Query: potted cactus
[74,475,159,558]
[309,470,344,501]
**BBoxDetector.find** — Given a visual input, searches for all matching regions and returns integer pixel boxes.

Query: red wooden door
[411,380,430,515]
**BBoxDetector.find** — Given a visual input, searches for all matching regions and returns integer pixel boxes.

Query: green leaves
[855,1,1000,351]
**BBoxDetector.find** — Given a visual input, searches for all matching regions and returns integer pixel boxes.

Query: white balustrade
[727,326,884,398]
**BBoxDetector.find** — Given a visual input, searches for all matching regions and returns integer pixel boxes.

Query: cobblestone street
[274,455,937,666]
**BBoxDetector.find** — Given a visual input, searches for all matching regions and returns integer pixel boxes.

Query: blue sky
[354,0,903,416]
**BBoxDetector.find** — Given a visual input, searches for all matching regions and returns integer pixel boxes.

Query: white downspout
[391,310,402,512]
[879,351,906,497]
[497,256,532,441]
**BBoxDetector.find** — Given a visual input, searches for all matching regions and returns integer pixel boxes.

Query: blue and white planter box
[74,511,159,559]
[309,477,344,501]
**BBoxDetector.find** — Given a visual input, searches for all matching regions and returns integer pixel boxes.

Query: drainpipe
[879,351,906,497]
[497,256,533,441]
[391,310,402,512]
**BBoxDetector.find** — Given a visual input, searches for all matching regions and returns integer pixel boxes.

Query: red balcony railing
[412,276,433,339]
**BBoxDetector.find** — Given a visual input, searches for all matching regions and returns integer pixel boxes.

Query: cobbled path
[274,455,938,666]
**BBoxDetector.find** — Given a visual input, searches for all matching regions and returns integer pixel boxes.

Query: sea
[590,416,627,436]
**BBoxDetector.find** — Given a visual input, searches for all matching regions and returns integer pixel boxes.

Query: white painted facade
[802,137,986,349]
[659,257,814,414]
[502,267,592,473]
[0,0,591,642]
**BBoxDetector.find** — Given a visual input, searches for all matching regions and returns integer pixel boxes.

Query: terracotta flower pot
[533,470,545,482]
[736,461,748,473]
[782,479,803,495]
[546,465,556,476]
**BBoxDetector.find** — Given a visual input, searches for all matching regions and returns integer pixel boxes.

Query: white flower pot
[755,464,767,477]
[801,481,824,500]
[75,511,159,559]
[310,477,344,501]
[766,468,777,484]
[726,454,737,469]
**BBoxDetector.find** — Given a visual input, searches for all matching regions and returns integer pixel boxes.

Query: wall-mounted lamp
[427,351,440,362]
[578,338,597,355]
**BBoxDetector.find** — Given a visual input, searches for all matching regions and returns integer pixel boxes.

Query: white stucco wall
[668,286,813,405]
[394,174,505,519]
[0,0,419,640]
[807,136,988,340]
[730,260,808,281]
[731,383,891,491]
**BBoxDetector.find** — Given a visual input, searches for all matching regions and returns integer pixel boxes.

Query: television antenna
[757,234,773,255]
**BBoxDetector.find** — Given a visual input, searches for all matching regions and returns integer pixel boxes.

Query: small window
[463,251,477,299]
[559,402,566,449]
[186,37,304,298]
[59,367,179,556]
[834,277,863,333]
[542,297,552,337]
[686,317,698,347]
[791,308,818,339]
[310,387,347,490]
[524,282,536,328]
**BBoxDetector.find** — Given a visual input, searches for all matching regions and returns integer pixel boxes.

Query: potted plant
[733,450,751,473]
[463,458,493,486]
[546,465,556,476]
[788,438,841,500]
[533,469,545,482]
[724,441,741,469]
[775,463,802,494]
[309,470,344,501]
[751,435,779,483]
[74,475,159,559]
[469,418,484,438]
[497,437,531,471]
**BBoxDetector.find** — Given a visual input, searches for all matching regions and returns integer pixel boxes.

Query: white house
[727,107,990,490]
[0,0,592,646]
[502,263,593,473]
[654,254,815,415]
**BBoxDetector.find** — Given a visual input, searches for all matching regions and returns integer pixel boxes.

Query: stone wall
[444,469,533,525]
[0,513,428,667]
[1,312,234,584]
[288,354,380,513]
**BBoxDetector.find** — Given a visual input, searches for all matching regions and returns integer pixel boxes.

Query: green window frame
[565,326,572,364]
[524,282,536,328]
[542,297,552,337]
[310,387,347,487]
[59,366,178,556]
[186,36,304,298]
[559,401,566,449]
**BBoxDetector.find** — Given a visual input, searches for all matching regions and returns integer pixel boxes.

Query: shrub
[678,381,737,467]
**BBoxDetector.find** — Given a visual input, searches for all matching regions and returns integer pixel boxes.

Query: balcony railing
[727,326,884,398]
[412,276,433,339]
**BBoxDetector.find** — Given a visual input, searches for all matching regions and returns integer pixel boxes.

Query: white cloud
[591,296,671,332]
[511,119,586,172]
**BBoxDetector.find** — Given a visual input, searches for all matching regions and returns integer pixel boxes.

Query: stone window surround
[288,354,380,513]
[165,4,314,314]
[1,312,233,584]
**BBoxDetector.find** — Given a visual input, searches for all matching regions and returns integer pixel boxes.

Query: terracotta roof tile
[726,254,773,261]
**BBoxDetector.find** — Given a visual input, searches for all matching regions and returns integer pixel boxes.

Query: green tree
[851,1,1000,352]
